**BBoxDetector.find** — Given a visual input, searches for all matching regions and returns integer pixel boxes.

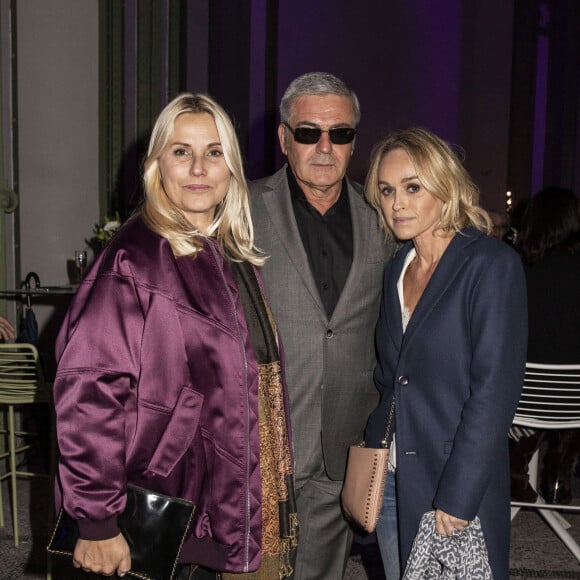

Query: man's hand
[72,534,131,577]
[435,508,469,536]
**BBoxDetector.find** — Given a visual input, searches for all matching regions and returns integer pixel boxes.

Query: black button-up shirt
[288,167,353,317]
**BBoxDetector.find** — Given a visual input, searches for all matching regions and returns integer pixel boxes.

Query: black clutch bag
[47,484,196,580]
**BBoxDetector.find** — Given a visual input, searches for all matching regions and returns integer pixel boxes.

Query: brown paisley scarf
[224,261,298,580]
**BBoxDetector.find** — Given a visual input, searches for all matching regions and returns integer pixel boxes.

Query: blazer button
[326,329,333,338]
[398,375,409,386]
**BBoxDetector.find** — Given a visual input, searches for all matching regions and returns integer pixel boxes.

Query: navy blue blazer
[366,228,527,580]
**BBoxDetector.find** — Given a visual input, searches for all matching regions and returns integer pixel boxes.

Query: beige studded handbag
[341,398,395,533]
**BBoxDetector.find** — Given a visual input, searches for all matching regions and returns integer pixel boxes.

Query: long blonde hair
[142,93,265,265]
[365,127,491,237]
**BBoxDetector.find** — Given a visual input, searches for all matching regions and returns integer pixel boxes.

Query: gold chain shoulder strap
[380,397,396,449]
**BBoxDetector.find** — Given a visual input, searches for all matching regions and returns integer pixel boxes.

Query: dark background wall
[106,0,580,215]
[39,0,580,224]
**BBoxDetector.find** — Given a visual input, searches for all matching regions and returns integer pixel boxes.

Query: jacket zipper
[208,243,251,571]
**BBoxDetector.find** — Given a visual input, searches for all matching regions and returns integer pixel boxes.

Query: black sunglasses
[283,122,356,145]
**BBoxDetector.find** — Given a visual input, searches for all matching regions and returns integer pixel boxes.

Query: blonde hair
[142,93,265,265]
[365,127,491,238]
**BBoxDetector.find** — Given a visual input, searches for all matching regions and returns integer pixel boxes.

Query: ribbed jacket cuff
[77,516,120,541]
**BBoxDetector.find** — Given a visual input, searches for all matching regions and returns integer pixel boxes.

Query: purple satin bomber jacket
[53,215,293,573]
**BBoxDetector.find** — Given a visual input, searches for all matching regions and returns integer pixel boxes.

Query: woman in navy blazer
[363,128,527,579]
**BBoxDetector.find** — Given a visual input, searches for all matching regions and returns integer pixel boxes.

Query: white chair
[510,362,580,563]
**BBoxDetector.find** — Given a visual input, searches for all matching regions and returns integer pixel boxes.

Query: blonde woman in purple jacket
[53,93,297,579]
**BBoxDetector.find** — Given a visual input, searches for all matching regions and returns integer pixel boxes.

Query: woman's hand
[72,534,131,577]
[435,508,469,536]
[0,316,15,341]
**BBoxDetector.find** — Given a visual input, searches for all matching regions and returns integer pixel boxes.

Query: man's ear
[278,123,288,155]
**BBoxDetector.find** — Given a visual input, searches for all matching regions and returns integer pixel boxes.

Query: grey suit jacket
[250,165,395,481]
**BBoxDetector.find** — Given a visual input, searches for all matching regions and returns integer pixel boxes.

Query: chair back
[513,362,580,429]
[0,343,49,404]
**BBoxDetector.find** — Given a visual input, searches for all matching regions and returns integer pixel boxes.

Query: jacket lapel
[401,229,482,349]
[384,243,409,352]
[261,167,327,316]
[329,181,368,321]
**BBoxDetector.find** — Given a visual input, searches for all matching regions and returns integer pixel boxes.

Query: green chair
[0,342,55,547]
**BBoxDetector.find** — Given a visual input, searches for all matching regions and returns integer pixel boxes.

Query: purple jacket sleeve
[54,268,144,540]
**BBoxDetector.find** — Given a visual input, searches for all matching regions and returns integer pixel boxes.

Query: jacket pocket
[147,386,204,477]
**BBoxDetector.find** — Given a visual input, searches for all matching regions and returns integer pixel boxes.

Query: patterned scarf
[223,262,298,580]
[403,512,492,580]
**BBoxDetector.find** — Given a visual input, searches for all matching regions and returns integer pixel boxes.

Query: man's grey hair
[279,72,361,126]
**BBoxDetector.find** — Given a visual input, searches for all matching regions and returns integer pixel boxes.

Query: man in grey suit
[250,72,395,579]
